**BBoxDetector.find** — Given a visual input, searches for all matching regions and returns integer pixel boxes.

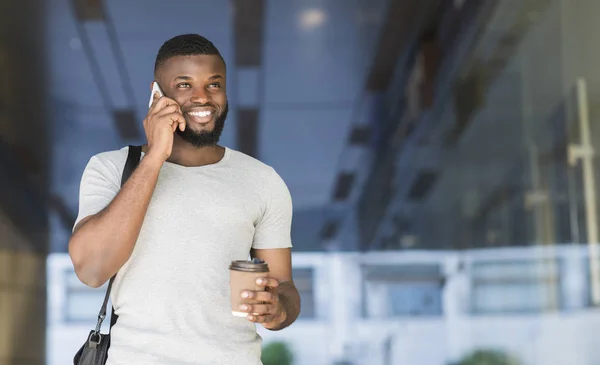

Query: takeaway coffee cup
[229,258,270,317]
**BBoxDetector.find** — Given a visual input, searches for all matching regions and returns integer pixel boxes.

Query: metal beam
[232,0,265,157]
[366,0,422,91]
[237,108,259,158]
[70,0,143,141]
[233,0,265,67]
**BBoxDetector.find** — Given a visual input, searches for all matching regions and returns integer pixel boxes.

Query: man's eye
[209,83,221,88]
[177,83,191,88]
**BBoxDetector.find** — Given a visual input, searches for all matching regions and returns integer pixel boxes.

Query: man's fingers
[149,92,161,109]
[156,104,180,117]
[158,106,185,131]
[162,112,181,123]
[175,115,186,131]
[147,94,185,132]
[246,314,278,324]
[150,96,181,115]
[161,113,186,131]
[255,277,279,288]
[239,303,273,315]
[149,92,170,112]
[241,290,277,302]
[149,96,166,115]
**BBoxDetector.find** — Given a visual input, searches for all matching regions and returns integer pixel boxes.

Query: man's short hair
[154,34,224,75]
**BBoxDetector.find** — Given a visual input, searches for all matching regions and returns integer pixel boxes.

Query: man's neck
[170,142,225,167]
[142,141,225,167]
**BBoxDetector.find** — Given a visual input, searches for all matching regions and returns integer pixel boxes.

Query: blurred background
[2,0,600,364]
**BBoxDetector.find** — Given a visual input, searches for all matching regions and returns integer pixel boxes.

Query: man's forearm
[270,281,301,331]
[69,155,163,287]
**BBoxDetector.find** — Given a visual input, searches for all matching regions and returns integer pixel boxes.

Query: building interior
[4,0,600,364]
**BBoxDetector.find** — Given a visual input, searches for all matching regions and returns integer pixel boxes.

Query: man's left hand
[239,277,287,329]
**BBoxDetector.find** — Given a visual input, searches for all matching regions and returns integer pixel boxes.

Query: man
[69,34,300,365]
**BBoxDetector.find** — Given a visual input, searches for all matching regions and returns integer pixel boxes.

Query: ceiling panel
[47,0,104,106]
[104,0,233,42]
[51,112,121,197]
[266,0,362,41]
[79,22,134,109]
[106,39,163,109]
[259,107,353,209]
[263,0,384,105]
[263,41,362,105]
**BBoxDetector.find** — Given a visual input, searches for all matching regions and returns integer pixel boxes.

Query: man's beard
[176,103,228,148]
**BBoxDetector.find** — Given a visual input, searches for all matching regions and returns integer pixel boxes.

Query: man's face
[156,54,228,147]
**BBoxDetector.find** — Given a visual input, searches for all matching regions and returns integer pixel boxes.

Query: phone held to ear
[148,81,164,108]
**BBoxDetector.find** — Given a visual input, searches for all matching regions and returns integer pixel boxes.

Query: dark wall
[0,0,50,252]
[0,1,49,364]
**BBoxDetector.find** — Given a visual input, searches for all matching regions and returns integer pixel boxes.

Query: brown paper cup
[229,259,269,317]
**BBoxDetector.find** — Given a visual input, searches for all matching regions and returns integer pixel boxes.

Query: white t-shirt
[74,146,293,365]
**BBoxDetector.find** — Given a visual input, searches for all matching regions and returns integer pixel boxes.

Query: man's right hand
[143,92,186,162]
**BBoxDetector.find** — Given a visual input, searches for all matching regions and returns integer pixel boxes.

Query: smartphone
[148,81,164,108]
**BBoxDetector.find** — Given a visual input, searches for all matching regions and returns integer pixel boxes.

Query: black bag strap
[93,145,142,335]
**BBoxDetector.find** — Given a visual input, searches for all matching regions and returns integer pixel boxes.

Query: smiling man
[68,34,300,365]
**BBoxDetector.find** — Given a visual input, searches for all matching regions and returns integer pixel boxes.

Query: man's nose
[190,87,210,104]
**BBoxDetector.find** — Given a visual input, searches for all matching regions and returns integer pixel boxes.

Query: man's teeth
[189,111,212,117]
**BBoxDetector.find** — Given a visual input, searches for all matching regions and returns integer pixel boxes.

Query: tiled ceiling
[46,0,389,251]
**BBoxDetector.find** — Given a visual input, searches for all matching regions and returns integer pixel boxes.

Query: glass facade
[417,0,600,251]
[352,1,600,363]
[389,1,600,362]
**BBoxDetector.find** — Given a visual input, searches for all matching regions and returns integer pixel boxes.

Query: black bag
[73,145,142,365]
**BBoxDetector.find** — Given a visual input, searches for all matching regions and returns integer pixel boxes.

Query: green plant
[455,349,521,365]
[261,341,294,365]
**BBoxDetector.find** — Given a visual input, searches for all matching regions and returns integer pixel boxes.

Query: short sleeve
[252,168,293,250]
[73,155,122,230]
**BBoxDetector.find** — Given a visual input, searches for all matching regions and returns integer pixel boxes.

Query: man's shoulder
[226,148,290,195]
[226,147,277,176]
[86,146,130,172]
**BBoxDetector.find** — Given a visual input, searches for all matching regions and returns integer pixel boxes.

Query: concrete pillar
[561,247,587,311]
[0,211,47,365]
[443,255,470,362]
[327,253,362,363]
[0,1,49,364]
